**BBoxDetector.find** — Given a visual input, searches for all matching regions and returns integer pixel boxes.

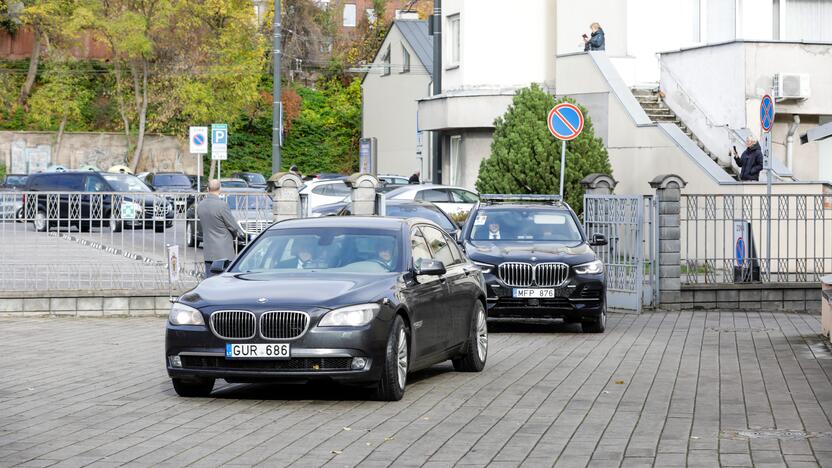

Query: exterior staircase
[632,88,739,180]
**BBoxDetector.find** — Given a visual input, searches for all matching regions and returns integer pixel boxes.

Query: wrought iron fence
[0,190,275,292]
[680,194,832,284]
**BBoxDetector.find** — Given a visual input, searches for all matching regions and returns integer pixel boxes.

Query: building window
[448,14,460,67]
[401,44,410,73]
[382,45,391,76]
[449,135,462,186]
[343,3,356,27]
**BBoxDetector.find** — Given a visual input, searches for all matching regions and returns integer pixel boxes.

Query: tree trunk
[113,61,132,162]
[209,160,216,179]
[18,27,43,106]
[129,61,149,173]
[54,115,67,163]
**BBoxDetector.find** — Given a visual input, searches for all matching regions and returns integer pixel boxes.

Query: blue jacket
[584,28,605,51]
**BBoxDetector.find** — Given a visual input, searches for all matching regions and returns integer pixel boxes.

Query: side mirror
[210,259,229,274]
[589,234,608,246]
[414,258,446,276]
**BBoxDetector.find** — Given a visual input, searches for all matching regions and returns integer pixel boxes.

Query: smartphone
[582,33,588,39]
[733,145,737,154]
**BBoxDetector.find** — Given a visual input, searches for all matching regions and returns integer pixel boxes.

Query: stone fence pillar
[348,173,380,216]
[580,173,617,195]
[268,172,304,222]
[649,174,687,310]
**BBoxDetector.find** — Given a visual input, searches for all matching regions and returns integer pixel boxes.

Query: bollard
[268,172,304,222]
[347,173,380,216]
[823,275,832,343]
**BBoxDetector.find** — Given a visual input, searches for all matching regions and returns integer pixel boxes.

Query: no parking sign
[547,102,585,198]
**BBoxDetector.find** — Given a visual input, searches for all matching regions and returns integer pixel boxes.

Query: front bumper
[166,319,390,384]
[483,272,605,320]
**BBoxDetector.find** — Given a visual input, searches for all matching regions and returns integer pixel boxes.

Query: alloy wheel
[476,307,488,362]
[34,211,46,231]
[396,328,408,390]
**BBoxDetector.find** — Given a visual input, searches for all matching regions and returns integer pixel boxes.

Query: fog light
[170,356,182,368]
[351,357,368,370]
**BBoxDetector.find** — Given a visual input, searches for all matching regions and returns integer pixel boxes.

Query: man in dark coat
[583,23,605,51]
[408,172,420,184]
[733,137,764,181]
[197,179,246,277]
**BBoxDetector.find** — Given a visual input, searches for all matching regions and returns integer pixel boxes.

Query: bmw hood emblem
[257,297,268,304]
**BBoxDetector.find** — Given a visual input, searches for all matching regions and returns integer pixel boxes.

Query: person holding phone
[732,137,764,181]
[583,22,605,52]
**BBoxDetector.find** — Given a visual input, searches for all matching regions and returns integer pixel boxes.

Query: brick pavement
[0,311,831,467]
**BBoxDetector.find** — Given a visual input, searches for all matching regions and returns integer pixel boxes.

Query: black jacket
[584,28,605,51]
[735,143,764,181]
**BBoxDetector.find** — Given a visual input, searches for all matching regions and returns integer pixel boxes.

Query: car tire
[15,207,23,223]
[186,222,195,247]
[34,210,48,232]
[154,222,166,233]
[372,315,408,401]
[581,303,607,333]
[453,301,488,372]
[171,378,215,397]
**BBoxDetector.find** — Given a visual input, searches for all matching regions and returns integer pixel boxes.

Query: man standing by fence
[198,179,246,277]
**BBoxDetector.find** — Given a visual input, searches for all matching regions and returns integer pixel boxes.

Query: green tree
[26,57,93,160]
[475,84,612,211]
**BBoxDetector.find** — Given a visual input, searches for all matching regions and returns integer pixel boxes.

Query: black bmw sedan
[166,216,488,400]
[459,195,608,333]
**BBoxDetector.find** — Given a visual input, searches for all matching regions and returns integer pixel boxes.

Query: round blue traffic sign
[735,237,746,266]
[193,133,205,146]
[760,94,774,133]
[548,103,584,141]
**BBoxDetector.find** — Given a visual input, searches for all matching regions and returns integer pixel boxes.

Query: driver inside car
[376,239,396,271]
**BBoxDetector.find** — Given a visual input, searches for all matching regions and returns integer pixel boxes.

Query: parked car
[385,184,479,216]
[22,171,174,233]
[142,172,196,211]
[186,175,207,192]
[0,191,22,221]
[165,216,488,400]
[309,172,346,181]
[231,172,268,190]
[313,199,460,238]
[458,195,608,332]
[185,189,273,248]
[300,179,352,210]
[1,174,28,190]
[378,174,410,186]
[220,178,250,189]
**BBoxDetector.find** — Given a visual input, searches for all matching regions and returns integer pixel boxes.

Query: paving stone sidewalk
[0,311,831,467]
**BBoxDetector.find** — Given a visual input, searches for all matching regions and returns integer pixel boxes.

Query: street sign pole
[560,140,567,199]
[547,103,584,199]
[760,92,775,282]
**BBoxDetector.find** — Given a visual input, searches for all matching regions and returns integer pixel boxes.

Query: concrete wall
[660,41,832,183]
[0,131,194,174]
[362,25,432,178]
[681,284,823,313]
[0,292,173,318]
[442,0,556,91]
[440,129,492,189]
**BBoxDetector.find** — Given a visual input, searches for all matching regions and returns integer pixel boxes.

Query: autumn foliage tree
[476,85,612,211]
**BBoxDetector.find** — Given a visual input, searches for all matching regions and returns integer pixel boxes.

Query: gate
[583,195,657,313]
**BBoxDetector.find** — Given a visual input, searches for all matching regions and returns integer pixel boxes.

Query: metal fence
[584,194,657,312]
[0,190,275,292]
[681,194,832,284]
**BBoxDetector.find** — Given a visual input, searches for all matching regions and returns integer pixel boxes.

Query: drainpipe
[431,0,442,184]
[786,115,800,172]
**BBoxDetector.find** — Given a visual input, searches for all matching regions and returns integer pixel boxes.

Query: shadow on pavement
[487,318,582,334]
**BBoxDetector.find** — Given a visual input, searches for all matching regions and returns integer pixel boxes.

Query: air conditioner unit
[774,73,811,100]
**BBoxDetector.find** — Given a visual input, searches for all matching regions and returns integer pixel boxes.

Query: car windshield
[154,174,191,187]
[387,204,455,231]
[222,180,248,188]
[102,174,151,192]
[225,194,273,210]
[232,228,402,274]
[244,173,266,184]
[470,208,583,242]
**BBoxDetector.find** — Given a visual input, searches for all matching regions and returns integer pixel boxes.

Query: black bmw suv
[459,195,608,333]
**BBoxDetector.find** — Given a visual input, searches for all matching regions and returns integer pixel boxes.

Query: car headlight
[473,261,494,274]
[169,302,205,326]
[574,259,604,275]
[318,304,380,327]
